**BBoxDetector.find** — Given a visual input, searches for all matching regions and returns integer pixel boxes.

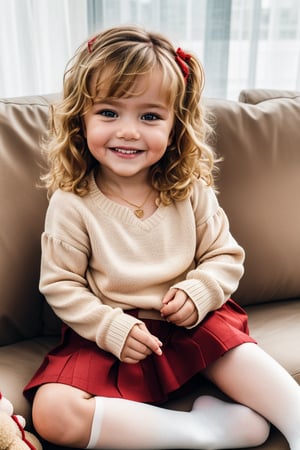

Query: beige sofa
[1,89,300,450]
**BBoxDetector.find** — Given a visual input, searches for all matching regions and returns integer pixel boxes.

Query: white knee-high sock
[86,395,269,449]
[86,397,104,449]
[206,343,300,450]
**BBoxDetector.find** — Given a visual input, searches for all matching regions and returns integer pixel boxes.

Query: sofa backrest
[0,95,59,344]
[0,90,299,344]
[207,90,300,306]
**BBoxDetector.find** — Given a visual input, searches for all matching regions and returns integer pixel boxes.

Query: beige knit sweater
[39,172,245,359]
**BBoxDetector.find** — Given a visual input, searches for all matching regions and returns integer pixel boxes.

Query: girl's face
[83,71,174,182]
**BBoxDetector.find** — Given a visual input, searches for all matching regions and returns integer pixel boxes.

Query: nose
[116,118,140,140]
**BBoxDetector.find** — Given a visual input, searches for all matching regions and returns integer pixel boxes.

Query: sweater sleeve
[39,194,142,360]
[172,183,245,327]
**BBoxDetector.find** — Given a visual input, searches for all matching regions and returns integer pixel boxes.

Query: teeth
[114,148,139,154]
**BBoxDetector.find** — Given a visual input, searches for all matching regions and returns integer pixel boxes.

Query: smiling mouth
[110,147,143,155]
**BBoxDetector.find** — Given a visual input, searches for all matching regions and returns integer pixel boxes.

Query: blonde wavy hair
[43,25,216,204]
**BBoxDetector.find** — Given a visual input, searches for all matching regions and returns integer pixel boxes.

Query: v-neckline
[89,171,167,229]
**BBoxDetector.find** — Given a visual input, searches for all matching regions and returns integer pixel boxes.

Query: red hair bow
[87,36,97,54]
[175,48,191,82]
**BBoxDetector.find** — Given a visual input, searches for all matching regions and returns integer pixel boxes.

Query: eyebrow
[93,99,169,110]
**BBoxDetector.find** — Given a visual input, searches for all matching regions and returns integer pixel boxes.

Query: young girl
[24,25,300,450]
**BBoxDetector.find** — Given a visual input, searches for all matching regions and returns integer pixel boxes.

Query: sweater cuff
[171,277,224,328]
[97,312,143,360]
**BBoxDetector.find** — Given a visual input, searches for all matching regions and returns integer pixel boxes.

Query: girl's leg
[205,342,300,450]
[86,394,269,449]
[32,384,94,447]
[32,383,269,449]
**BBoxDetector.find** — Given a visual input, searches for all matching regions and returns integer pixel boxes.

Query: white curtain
[0,0,300,100]
[0,0,88,98]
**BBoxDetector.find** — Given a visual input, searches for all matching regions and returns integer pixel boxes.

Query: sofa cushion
[246,300,300,384]
[0,96,56,344]
[239,88,299,105]
[0,336,59,424]
[206,90,300,306]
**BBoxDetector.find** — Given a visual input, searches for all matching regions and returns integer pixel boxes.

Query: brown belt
[137,309,166,321]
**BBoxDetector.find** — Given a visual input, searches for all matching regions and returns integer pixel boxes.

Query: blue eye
[98,110,117,118]
[141,113,160,121]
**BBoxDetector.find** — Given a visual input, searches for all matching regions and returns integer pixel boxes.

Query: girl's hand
[160,288,198,328]
[120,323,163,364]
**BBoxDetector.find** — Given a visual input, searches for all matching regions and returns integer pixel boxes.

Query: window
[1,0,299,99]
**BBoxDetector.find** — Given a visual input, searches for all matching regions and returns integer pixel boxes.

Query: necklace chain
[110,188,153,219]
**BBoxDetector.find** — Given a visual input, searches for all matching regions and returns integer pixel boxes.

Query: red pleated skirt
[24,299,255,404]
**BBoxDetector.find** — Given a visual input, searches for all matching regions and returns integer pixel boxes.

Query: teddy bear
[0,392,42,450]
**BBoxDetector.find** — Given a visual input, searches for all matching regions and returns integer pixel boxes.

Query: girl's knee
[244,412,270,447]
[32,384,94,447]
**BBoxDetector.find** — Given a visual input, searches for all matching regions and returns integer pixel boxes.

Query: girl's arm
[40,232,143,359]
[165,183,245,328]
[39,187,146,360]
